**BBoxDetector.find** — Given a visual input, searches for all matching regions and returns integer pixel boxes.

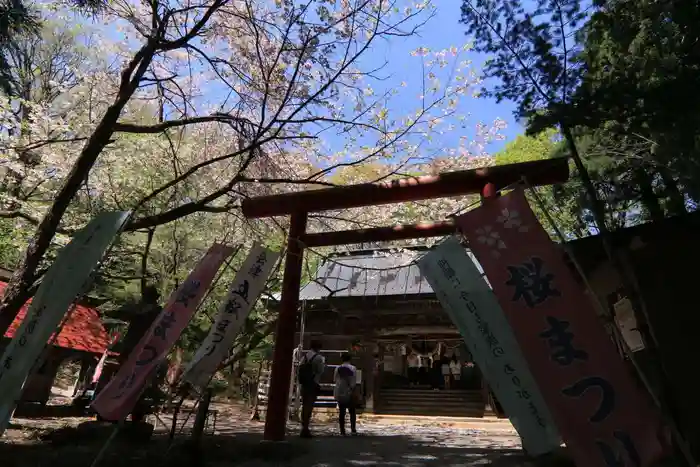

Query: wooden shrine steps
[376,387,487,418]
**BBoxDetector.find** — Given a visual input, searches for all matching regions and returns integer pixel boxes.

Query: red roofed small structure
[1,282,111,355]
[0,281,113,406]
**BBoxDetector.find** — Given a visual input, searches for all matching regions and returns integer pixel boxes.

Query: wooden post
[191,389,212,448]
[480,182,499,415]
[362,342,376,412]
[250,360,263,421]
[168,395,184,442]
[263,212,308,441]
[373,344,384,411]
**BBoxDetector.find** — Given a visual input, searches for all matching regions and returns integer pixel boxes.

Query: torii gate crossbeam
[240,157,570,441]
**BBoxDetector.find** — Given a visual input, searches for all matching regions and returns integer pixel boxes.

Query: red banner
[455,189,665,467]
[91,244,234,421]
[92,332,120,385]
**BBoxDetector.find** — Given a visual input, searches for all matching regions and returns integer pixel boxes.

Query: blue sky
[93,2,521,157]
[351,2,521,155]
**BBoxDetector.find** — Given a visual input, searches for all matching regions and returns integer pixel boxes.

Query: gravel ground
[225,423,528,467]
[2,402,529,467]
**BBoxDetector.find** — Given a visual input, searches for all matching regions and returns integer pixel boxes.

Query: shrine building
[291,244,503,418]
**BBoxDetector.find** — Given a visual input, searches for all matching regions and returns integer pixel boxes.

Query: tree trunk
[167,347,184,388]
[217,320,277,371]
[228,359,244,392]
[658,168,687,216]
[562,126,659,349]
[634,168,664,222]
[0,44,156,337]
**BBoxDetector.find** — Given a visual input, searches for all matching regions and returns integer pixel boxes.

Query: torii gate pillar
[262,212,307,441]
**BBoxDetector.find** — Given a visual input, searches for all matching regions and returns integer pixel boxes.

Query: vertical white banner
[418,237,561,456]
[0,211,129,436]
[181,244,279,389]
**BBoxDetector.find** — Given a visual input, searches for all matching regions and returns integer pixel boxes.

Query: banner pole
[524,179,695,467]
[89,363,165,467]
[89,421,123,467]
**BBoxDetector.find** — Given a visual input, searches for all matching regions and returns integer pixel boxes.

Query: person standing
[298,340,325,438]
[334,353,358,436]
[441,355,451,390]
[431,354,442,390]
[449,356,461,389]
[406,352,419,387]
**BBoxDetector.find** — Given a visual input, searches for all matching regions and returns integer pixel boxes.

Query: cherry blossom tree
[0,0,503,340]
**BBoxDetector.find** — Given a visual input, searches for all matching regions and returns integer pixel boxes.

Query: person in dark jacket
[299,340,325,438]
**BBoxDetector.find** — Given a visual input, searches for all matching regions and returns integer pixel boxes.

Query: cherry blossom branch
[112,114,254,134]
[0,209,72,234]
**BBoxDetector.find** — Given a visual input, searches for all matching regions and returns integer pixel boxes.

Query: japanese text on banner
[418,237,560,456]
[91,243,234,421]
[455,189,666,467]
[182,244,279,388]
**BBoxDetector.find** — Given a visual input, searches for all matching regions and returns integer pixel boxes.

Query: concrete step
[377,388,486,418]
[380,392,482,402]
[360,413,509,426]
[380,399,485,408]
[379,399,484,408]
[380,390,483,402]
[380,388,481,395]
[381,388,479,394]
[375,406,486,417]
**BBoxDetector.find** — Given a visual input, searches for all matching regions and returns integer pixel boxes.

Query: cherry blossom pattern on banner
[475,225,506,259]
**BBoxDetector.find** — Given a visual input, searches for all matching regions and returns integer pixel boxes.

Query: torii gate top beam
[241,158,569,219]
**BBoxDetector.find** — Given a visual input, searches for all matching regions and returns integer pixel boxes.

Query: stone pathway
[221,423,527,467]
[3,403,529,466]
[172,404,528,466]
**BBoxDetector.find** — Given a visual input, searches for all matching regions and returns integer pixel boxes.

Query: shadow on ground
[228,432,530,467]
[0,422,530,467]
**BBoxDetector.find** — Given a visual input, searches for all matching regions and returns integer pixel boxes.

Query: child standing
[334,353,358,436]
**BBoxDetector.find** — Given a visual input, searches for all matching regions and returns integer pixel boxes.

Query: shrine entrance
[241,158,570,441]
[377,337,481,391]
[285,244,494,418]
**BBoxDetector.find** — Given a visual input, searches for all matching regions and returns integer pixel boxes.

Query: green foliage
[0,218,28,266]
[462,0,697,233]
[493,131,588,239]
[494,131,558,165]
[570,0,700,207]
[460,0,588,128]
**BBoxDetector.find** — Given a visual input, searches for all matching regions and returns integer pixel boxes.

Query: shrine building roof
[297,209,700,303]
[299,246,485,301]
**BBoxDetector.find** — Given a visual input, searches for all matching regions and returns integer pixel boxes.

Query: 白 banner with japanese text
[0,211,130,436]
[181,244,279,389]
[455,189,665,467]
[418,237,560,456]
[91,243,234,421]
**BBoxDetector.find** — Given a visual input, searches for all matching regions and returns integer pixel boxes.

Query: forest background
[0,0,696,395]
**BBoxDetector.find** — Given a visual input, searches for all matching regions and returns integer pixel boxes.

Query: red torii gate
[241,158,570,441]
